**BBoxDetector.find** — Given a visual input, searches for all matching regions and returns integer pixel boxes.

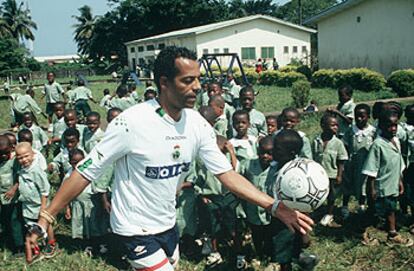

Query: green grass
[1,81,413,270]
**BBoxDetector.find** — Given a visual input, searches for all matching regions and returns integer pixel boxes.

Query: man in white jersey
[25,47,313,270]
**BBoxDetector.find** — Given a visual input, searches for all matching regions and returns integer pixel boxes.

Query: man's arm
[216,170,313,234]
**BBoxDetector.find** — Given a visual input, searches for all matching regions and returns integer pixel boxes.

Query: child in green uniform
[83,112,105,154]
[229,110,258,162]
[109,85,136,111]
[41,72,64,126]
[401,105,414,233]
[72,79,97,121]
[362,110,413,246]
[62,109,87,149]
[10,88,42,127]
[0,135,24,255]
[268,130,318,271]
[47,102,66,157]
[327,85,355,138]
[195,135,239,268]
[19,112,48,152]
[239,86,267,138]
[99,89,112,110]
[313,114,348,227]
[18,129,47,172]
[48,128,82,181]
[341,104,376,218]
[15,142,57,259]
[277,107,312,159]
[266,115,278,135]
[208,95,228,137]
[64,149,109,255]
[239,136,273,263]
[144,88,157,101]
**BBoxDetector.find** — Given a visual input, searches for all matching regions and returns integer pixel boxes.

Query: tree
[228,0,277,18]
[0,37,27,75]
[73,5,98,55]
[1,0,37,41]
[274,0,338,25]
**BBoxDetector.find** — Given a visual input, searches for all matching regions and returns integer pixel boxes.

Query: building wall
[126,35,197,70]
[196,18,312,67]
[317,0,414,75]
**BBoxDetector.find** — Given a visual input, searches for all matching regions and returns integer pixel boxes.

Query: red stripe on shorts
[135,258,169,271]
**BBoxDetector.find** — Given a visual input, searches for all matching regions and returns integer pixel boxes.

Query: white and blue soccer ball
[274,158,329,213]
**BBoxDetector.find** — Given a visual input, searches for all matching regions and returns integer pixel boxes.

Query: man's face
[16,147,34,168]
[162,58,200,109]
[86,116,100,133]
[64,136,79,151]
[281,111,299,130]
[64,113,77,128]
[23,114,33,128]
[233,114,250,137]
[208,84,222,98]
[54,105,65,119]
[240,91,254,111]
[47,73,55,84]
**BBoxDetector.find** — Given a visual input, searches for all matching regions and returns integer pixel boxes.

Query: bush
[279,65,297,73]
[291,80,311,108]
[312,68,386,91]
[387,69,414,97]
[296,65,312,81]
[234,68,259,85]
[259,70,307,87]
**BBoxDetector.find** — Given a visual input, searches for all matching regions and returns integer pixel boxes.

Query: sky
[25,0,290,57]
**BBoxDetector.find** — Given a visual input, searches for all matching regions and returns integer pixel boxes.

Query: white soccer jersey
[77,99,232,236]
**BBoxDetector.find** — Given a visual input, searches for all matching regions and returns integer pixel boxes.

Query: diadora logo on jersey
[145,162,191,179]
[165,135,187,140]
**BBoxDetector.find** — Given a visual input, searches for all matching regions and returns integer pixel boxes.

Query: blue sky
[26,0,290,57]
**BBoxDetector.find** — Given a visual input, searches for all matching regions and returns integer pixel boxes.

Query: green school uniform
[337,99,355,137]
[213,115,228,137]
[312,134,348,179]
[51,146,84,175]
[73,86,93,102]
[298,131,313,159]
[400,122,414,164]
[240,159,272,225]
[176,163,198,237]
[342,124,376,196]
[66,89,76,106]
[0,158,18,205]
[225,103,235,138]
[12,94,42,115]
[201,92,209,106]
[52,117,66,138]
[83,128,105,154]
[362,136,405,197]
[248,108,267,138]
[18,162,50,220]
[109,96,136,111]
[59,124,87,149]
[229,135,258,162]
[92,165,114,193]
[43,81,64,103]
[19,124,48,151]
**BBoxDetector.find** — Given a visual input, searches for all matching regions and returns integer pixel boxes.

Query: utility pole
[298,0,303,25]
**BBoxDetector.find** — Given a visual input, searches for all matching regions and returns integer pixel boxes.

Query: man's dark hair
[355,103,371,116]
[18,129,33,143]
[153,46,197,91]
[86,111,101,121]
[273,129,303,157]
[63,127,80,140]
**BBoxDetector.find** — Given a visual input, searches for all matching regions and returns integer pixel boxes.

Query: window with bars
[241,47,256,60]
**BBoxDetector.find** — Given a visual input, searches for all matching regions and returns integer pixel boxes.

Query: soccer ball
[274,158,329,213]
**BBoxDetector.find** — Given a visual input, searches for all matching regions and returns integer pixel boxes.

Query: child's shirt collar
[352,124,375,136]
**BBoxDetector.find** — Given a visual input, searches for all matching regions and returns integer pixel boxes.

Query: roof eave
[304,0,365,24]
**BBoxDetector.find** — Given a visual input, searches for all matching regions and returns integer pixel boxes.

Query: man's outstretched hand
[274,202,314,235]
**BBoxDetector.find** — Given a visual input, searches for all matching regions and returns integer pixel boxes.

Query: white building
[305,0,414,75]
[34,54,80,65]
[125,15,316,71]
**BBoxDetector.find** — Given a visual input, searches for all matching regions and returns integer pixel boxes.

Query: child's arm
[368,176,376,200]
[4,183,18,201]
[40,195,48,211]
[399,177,404,195]
[101,193,111,214]
[336,160,345,185]
[65,206,71,220]
[328,108,352,125]
[225,141,238,170]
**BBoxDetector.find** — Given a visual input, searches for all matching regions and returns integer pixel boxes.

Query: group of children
[175,82,414,270]
[2,73,414,270]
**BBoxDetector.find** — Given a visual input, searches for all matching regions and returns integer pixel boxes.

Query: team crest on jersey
[172,145,181,160]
